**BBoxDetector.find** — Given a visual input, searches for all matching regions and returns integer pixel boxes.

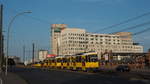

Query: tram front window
[90,58,98,62]
[89,54,98,62]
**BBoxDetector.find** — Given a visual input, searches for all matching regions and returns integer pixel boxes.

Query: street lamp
[5,11,31,75]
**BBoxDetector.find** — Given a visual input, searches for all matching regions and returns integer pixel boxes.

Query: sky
[0,0,150,61]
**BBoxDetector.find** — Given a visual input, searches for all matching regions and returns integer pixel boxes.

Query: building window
[91,38,94,40]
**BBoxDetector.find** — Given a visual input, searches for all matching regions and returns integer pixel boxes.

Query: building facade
[38,50,48,61]
[60,28,86,55]
[51,24,67,55]
[50,24,143,59]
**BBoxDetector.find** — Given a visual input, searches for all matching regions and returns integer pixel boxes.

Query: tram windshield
[86,54,98,62]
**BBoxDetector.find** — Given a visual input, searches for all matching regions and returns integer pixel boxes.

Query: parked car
[116,65,130,72]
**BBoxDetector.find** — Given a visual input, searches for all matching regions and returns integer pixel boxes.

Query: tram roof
[75,52,97,56]
[55,55,66,58]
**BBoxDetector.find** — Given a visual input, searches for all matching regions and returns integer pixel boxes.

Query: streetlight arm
[5,11,31,76]
[7,11,32,37]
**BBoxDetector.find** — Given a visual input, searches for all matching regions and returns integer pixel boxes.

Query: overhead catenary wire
[6,7,150,38]
[95,11,150,33]
[5,9,50,61]
[111,20,150,34]
[133,27,150,36]
[22,14,50,24]
[116,27,150,37]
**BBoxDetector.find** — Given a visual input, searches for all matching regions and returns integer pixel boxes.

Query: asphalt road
[9,67,150,84]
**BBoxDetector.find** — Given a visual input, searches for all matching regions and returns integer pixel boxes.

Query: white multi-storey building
[60,28,86,55]
[51,24,67,55]
[50,24,143,59]
[38,50,48,61]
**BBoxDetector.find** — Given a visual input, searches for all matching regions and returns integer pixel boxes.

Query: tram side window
[64,58,67,63]
[67,58,70,63]
[85,56,88,62]
[70,57,73,62]
[46,60,48,64]
[89,55,98,62]
[76,57,78,62]
[49,60,51,64]
[62,58,65,63]
[76,56,81,62]
[81,57,85,62]
[63,58,67,63]
[57,58,61,62]
[72,58,76,62]
[86,56,91,62]
[52,59,55,62]
[91,58,98,62]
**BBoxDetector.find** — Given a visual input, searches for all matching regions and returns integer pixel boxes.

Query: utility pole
[23,45,25,63]
[0,4,4,72]
[32,43,35,63]
[57,40,59,56]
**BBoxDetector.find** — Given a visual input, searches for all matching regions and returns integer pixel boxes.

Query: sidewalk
[0,72,27,84]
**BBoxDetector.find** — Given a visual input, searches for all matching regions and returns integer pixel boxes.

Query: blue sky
[1,0,150,61]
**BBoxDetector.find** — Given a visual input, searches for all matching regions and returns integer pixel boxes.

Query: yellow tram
[32,62,42,67]
[73,52,99,71]
[32,52,99,72]
[55,56,62,69]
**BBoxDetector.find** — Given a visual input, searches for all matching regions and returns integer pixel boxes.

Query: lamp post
[6,11,31,75]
